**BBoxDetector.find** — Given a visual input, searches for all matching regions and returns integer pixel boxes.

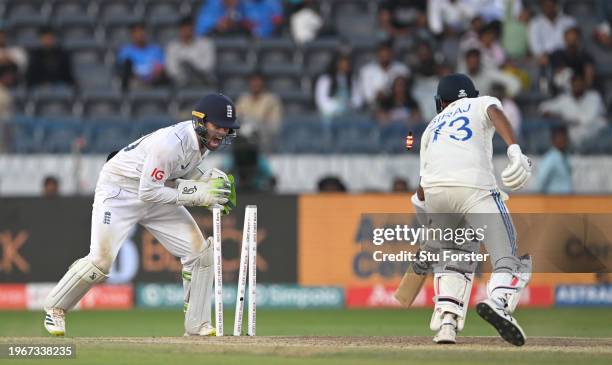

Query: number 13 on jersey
[432,116,473,142]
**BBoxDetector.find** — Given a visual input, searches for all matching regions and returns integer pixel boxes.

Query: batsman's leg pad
[44,258,108,311]
[184,237,214,335]
[487,254,532,313]
[430,272,474,332]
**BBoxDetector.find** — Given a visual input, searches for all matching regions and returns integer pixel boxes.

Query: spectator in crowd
[243,0,283,38]
[410,41,439,79]
[317,176,347,192]
[236,72,283,150]
[460,48,520,96]
[528,0,576,66]
[539,73,606,145]
[0,65,14,152]
[533,126,573,194]
[0,28,27,86]
[502,2,530,59]
[378,0,428,38]
[376,76,421,126]
[195,0,249,37]
[472,0,521,23]
[226,136,275,192]
[594,0,612,48]
[460,21,505,69]
[391,177,410,192]
[289,0,324,44]
[490,82,521,135]
[359,41,409,107]
[166,16,216,87]
[427,0,476,35]
[549,27,595,93]
[26,27,74,88]
[42,176,60,197]
[117,23,166,91]
[314,53,363,120]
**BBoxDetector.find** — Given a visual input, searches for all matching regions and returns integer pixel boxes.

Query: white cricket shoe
[44,308,65,336]
[476,299,526,346]
[433,313,457,344]
[184,323,216,337]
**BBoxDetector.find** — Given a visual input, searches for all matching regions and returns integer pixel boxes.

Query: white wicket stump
[247,206,257,336]
[212,207,224,337]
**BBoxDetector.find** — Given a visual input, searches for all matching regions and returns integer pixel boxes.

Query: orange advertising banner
[298,194,612,286]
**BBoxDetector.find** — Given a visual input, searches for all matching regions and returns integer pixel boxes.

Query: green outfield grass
[1,308,611,365]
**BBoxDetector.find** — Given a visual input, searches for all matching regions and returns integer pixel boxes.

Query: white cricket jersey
[99,120,209,204]
[420,96,502,190]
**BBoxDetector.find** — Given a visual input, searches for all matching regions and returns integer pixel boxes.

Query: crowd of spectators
[0,0,611,165]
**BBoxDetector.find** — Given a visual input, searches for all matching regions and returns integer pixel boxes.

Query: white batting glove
[501,144,532,191]
[176,178,230,207]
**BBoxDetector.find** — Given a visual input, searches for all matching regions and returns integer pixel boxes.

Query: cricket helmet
[192,93,239,148]
[435,73,479,113]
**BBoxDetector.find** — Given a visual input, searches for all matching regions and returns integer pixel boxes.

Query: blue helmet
[435,73,479,113]
[192,93,239,147]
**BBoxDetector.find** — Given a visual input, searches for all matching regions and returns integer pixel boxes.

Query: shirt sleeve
[138,139,181,204]
[419,125,432,177]
[480,96,503,128]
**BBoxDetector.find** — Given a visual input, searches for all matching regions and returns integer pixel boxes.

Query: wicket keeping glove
[501,144,532,191]
[176,178,230,207]
[199,168,236,215]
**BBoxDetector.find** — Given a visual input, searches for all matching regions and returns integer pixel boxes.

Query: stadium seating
[1,0,610,155]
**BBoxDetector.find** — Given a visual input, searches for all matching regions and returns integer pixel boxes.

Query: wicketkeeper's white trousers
[88,175,206,273]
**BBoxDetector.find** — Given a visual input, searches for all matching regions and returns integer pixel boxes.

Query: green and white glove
[199,168,236,215]
[176,178,230,207]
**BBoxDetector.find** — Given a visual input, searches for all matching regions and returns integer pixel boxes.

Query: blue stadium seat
[260,63,303,95]
[7,15,47,45]
[51,0,91,18]
[74,63,115,90]
[379,122,410,154]
[256,37,297,66]
[31,86,76,117]
[279,116,332,153]
[132,115,175,139]
[174,88,217,118]
[331,116,379,153]
[302,37,341,76]
[55,14,98,43]
[83,118,133,153]
[81,89,124,118]
[98,0,140,21]
[282,90,313,116]
[213,37,255,70]
[128,89,172,118]
[104,14,143,48]
[149,14,181,45]
[142,0,188,18]
[5,0,50,20]
[39,118,83,153]
[5,115,45,153]
[64,39,106,65]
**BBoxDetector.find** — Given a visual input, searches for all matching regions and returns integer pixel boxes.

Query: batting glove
[501,144,532,191]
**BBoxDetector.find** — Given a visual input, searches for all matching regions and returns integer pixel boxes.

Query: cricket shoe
[184,323,216,337]
[44,308,66,336]
[476,299,526,346]
[433,313,457,344]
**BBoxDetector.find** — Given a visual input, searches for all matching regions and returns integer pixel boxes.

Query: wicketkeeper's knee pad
[487,254,532,313]
[430,271,474,332]
[44,257,108,311]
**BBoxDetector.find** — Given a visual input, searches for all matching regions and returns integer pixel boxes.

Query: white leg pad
[44,258,108,311]
[430,272,473,332]
[487,255,532,313]
[184,237,214,335]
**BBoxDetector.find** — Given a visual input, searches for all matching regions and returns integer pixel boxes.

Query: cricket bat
[393,264,427,307]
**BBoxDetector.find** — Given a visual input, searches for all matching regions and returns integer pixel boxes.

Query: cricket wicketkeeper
[43,93,239,336]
